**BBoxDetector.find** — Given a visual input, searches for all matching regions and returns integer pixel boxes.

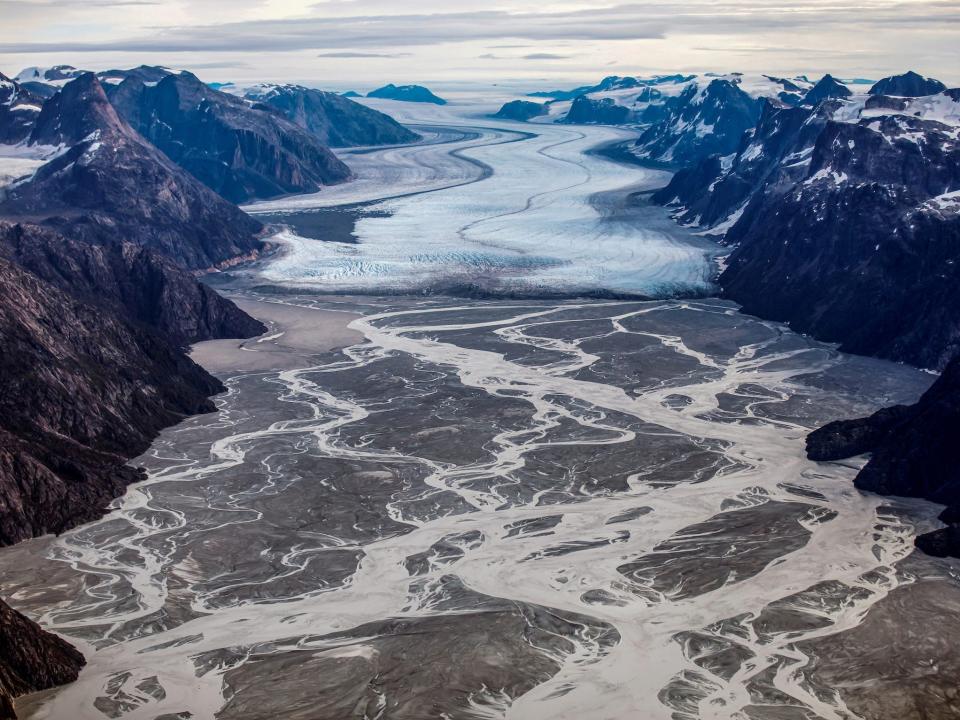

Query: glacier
[243,97,719,297]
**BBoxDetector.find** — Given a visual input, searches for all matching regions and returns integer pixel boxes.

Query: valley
[3,91,960,720]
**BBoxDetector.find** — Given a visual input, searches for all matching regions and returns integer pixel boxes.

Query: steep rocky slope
[0,73,264,270]
[654,82,960,369]
[107,71,351,203]
[800,74,851,106]
[244,84,419,147]
[561,95,631,125]
[0,236,249,546]
[0,222,264,345]
[0,598,84,719]
[635,78,761,165]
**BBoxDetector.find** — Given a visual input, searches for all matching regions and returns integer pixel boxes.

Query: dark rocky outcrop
[0,598,85,718]
[561,95,631,125]
[0,73,41,144]
[494,100,549,122]
[807,357,960,557]
[0,222,265,345]
[1,73,264,270]
[654,89,960,370]
[801,74,851,106]
[0,254,219,543]
[367,84,446,105]
[636,79,761,166]
[869,71,947,98]
[106,71,351,203]
[244,84,419,147]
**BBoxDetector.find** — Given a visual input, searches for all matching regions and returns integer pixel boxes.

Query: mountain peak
[869,71,947,97]
[29,72,127,146]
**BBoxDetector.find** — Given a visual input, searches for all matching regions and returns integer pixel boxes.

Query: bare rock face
[807,357,960,557]
[244,84,419,147]
[0,221,264,345]
[1,72,264,270]
[107,71,352,203]
[0,598,84,719]
[0,253,230,545]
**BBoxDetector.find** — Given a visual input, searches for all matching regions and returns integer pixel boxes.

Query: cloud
[522,53,571,60]
[2,1,957,56]
[317,51,412,58]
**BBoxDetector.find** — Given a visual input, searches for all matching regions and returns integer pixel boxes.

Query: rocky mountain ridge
[244,83,419,147]
[107,71,352,203]
[1,73,265,270]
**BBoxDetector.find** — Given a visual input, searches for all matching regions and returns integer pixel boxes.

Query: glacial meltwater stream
[3,97,959,720]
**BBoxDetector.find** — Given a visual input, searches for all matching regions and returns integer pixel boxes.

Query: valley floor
[4,99,960,720]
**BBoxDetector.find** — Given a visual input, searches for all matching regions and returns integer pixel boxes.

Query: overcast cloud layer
[1,0,957,89]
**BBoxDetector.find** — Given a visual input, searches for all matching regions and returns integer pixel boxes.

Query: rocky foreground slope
[0,68,270,714]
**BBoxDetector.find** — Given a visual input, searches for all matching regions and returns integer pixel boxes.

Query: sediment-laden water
[5,294,957,720]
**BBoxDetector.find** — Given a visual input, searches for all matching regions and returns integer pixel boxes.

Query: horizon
[2,1,958,89]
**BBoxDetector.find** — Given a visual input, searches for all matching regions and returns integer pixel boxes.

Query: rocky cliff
[869,71,947,98]
[244,84,419,147]
[107,71,351,203]
[0,598,85,719]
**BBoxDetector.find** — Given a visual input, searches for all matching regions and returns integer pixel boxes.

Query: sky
[1,0,958,91]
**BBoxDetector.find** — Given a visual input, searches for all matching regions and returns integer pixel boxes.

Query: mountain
[635,79,761,165]
[13,65,85,99]
[243,84,419,147]
[105,71,351,203]
[0,73,41,144]
[561,95,632,124]
[367,84,446,105]
[801,74,851,106]
[0,597,84,719]
[656,87,960,369]
[529,74,694,101]
[806,356,960,557]
[494,100,549,122]
[0,73,264,270]
[869,71,947,98]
